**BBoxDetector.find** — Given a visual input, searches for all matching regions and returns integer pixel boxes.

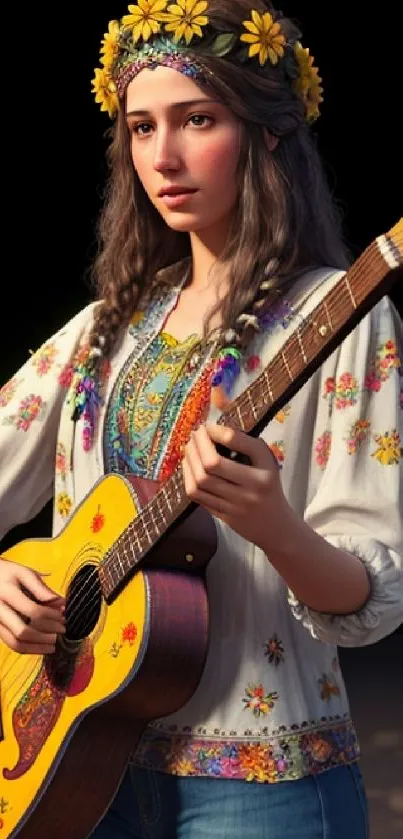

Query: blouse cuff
[288,535,403,647]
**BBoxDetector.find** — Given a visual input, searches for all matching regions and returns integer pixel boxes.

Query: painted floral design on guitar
[91,505,106,533]
[2,640,94,781]
[122,622,138,644]
[0,798,10,831]
[109,622,138,658]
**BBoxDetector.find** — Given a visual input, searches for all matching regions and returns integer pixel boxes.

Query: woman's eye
[188,114,213,128]
[132,123,153,136]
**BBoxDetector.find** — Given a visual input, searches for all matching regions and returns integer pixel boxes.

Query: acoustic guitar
[0,219,401,838]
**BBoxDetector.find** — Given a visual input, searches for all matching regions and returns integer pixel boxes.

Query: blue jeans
[89,762,369,838]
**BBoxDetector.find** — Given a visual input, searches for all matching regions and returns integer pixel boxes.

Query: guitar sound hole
[65,564,103,641]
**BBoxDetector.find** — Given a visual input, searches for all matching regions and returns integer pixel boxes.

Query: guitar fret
[126,525,142,565]
[116,549,125,577]
[344,274,358,309]
[163,485,173,514]
[122,541,131,573]
[263,369,274,402]
[100,563,113,592]
[297,329,308,364]
[144,518,153,545]
[282,350,293,381]
[247,389,258,421]
[109,556,119,581]
[134,529,143,556]
[323,299,333,331]
[156,493,168,527]
[236,403,245,429]
[148,502,160,538]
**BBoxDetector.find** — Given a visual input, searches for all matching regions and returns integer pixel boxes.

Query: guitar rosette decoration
[92,1,324,123]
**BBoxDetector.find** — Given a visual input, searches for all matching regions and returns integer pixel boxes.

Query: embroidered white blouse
[0,267,402,783]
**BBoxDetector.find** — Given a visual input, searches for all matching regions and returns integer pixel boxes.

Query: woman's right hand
[0,558,65,655]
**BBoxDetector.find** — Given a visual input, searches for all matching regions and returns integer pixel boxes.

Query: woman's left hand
[182,423,286,550]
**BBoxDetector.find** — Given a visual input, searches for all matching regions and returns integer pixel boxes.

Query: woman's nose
[153,130,182,173]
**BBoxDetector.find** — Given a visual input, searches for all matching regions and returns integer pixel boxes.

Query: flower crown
[92,1,323,124]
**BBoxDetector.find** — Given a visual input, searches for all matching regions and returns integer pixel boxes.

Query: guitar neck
[99,224,402,602]
[220,238,401,438]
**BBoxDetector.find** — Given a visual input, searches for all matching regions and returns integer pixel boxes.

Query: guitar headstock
[387,218,403,259]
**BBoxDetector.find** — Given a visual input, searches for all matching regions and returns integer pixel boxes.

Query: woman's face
[126,67,242,241]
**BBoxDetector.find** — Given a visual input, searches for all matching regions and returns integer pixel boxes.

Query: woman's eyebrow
[126,98,217,118]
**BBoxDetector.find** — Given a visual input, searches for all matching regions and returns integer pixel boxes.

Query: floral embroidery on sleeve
[334,373,359,410]
[268,441,285,467]
[371,429,401,465]
[31,342,59,376]
[1,395,45,432]
[245,354,261,373]
[315,430,331,469]
[365,339,401,393]
[345,419,371,455]
[55,441,68,481]
[0,377,21,407]
[322,374,358,412]
[275,404,291,424]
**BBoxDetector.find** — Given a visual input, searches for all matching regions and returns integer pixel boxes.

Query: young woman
[0,1,401,837]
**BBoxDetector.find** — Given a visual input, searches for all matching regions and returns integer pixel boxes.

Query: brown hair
[89,0,349,361]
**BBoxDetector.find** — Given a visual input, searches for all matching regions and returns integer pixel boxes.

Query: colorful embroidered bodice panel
[104,329,213,482]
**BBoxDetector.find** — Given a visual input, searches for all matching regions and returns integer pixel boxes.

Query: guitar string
[1,651,42,706]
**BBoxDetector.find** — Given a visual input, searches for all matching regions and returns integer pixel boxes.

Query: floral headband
[92,1,323,124]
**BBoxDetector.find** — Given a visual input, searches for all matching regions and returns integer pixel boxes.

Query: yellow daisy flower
[122,0,168,44]
[91,67,119,118]
[240,10,286,66]
[100,20,121,72]
[294,43,324,122]
[163,0,209,45]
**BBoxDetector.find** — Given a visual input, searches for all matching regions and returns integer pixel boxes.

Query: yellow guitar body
[0,475,147,838]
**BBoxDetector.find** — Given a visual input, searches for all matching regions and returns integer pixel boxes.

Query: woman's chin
[162,211,205,234]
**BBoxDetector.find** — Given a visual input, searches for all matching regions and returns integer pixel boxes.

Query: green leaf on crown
[210,33,238,57]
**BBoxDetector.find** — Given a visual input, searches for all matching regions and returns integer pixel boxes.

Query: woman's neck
[188,223,230,293]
